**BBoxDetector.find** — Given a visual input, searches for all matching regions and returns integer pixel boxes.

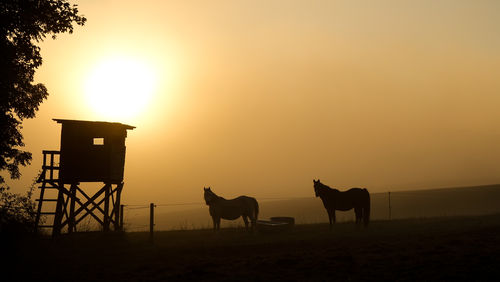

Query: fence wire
[77,186,500,232]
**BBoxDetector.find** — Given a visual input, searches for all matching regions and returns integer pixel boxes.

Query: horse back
[328,188,369,211]
[345,188,370,203]
[210,196,258,220]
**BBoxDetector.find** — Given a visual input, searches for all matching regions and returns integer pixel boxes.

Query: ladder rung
[42,165,60,170]
[42,150,60,154]
[38,186,59,189]
[38,178,60,183]
[39,212,56,215]
[36,199,58,202]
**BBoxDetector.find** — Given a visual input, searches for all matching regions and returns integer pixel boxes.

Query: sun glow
[84,56,158,122]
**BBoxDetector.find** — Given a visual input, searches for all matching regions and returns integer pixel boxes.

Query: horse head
[313,179,322,197]
[204,186,217,205]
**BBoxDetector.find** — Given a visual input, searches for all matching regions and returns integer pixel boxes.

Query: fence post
[388,192,392,220]
[150,203,155,242]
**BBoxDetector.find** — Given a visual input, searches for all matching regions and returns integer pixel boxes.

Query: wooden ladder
[34,151,61,234]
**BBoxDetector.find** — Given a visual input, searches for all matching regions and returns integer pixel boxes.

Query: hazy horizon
[5,0,500,206]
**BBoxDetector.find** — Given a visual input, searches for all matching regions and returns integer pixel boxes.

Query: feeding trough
[256,217,295,233]
[270,217,295,225]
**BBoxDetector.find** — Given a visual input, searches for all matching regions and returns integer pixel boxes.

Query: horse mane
[210,190,225,200]
[315,181,338,192]
[205,189,225,203]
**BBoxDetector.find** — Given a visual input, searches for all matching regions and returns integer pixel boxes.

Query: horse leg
[363,203,370,227]
[355,208,361,225]
[250,215,256,232]
[212,217,217,231]
[359,208,364,225]
[328,209,335,229]
[212,217,221,231]
[243,215,249,231]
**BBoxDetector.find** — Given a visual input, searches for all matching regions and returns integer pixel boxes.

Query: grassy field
[125,184,500,231]
[10,213,500,281]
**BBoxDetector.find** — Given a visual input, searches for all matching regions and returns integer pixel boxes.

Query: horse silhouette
[313,179,370,227]
[203,187,259,231]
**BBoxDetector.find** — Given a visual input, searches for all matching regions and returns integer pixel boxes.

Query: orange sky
[7,0,500,205]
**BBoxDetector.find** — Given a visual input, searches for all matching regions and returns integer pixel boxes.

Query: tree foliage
[0,0,86,188]
[0,179,37,234]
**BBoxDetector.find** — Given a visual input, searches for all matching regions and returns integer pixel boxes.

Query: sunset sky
[8,0,500,205]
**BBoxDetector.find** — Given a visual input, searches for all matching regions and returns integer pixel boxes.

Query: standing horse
[313,179,370,227]
[203,187,259,231]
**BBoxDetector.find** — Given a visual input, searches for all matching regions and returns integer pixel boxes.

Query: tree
[0,174,38,235]
[0,1,86,189]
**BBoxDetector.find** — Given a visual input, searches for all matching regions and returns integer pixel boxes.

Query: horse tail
[363,188,370,226]
[254,198,259,220]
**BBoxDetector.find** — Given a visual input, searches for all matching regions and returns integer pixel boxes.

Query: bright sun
[85,56,157,122]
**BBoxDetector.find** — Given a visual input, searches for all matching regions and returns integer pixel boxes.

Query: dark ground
[8,214,500,281]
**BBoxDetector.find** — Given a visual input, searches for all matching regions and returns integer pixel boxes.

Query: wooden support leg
[114,183,124,231]
[103,183,111,232]
[68,184,77,233]
[34,181,46,234]
[52,183,65,237]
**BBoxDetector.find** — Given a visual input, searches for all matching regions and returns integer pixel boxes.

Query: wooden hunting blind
[56,119,134,183]
[35,119,135,236]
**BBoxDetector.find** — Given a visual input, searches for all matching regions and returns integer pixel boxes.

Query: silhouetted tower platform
[34,119,135,236]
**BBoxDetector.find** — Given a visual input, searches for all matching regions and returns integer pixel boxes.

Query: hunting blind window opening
[93,137,104,145]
